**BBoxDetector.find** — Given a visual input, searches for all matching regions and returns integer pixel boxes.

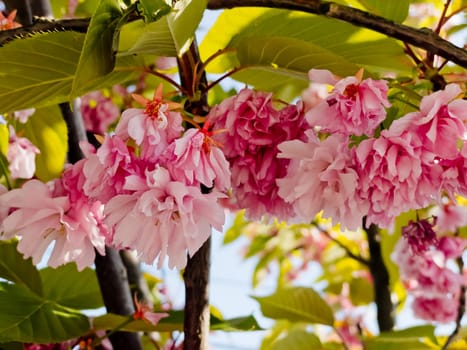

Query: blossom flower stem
[442,255,466,350]
[363,219,395,332]
[195,47,237,85]
[202,65,249,94]
[333,326,351,350]
[317,224,369,266]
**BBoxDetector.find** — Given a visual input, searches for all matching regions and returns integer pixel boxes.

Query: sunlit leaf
[0,124,8,155]
[223,210,249,244]
[0,31,140,114]
[356,0,410,22]
[201,8,411,99]
[22,106,67,181]
[119,0,206,56]
[211,314,263,331]
[71,0,123,94]
[364,325,437,350]
[0,240,42,296]
[271,330,322,350]
[0,283,90,343]
[349,277,374,306]
[137,0,171,22]
[40,264,104,310]
[253,287,334,326]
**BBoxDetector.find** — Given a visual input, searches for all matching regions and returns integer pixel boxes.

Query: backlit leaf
[40,264,104,310]
[119,0,206,56]
[22,105,67,182]
[71,0,123,94]
[0,283,90,343]
[271,330,322,350]
[0,240,42,296]
[356,0,410,23]
[0,31,140,114]
[253,287,334,326]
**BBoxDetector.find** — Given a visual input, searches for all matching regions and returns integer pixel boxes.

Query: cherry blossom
[0,161,110,270]
[7,130,39,179]
[278,132,367,230]
[162,127,231,191]
[13,108,35,123]
[306,69,390,136]
[402,217,438,255]
[353,129,439,228]
[133,294,168,325]
[412,297,459,323]
[105,166,225,269]
[0,10,21,30]
[115,85,183,162]
[208,88,307,220]
[389,84,467,160]
[80,90,120,134]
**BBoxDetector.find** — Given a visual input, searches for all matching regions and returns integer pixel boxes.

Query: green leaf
[71,0,123,95]
[253,287,334,326]
[271,330,322,350]
[356,0,410,23]
[364,325,437,350]
[40,264,104,310]
[0,282,90,343]
[119,0,206,56]
[236,36,359,78]
[94,312,177,333]
[22,105,67,181]
[0,31,140,114]
[223,210,249,244]
[137,0,172,22]
[0,240,42,296]
[211,314,263,332]
[201,8,411,98]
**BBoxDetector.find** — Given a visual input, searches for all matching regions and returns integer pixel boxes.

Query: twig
[442,256,466,350]
[316,225,370,266]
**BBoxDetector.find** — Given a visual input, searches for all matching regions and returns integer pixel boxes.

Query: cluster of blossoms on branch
[1,69,466,282]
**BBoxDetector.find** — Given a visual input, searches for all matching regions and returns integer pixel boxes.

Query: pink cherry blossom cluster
[0,86,230,270]
[207,88,308,220]
[392,225,466,323]
[277,70,467,229]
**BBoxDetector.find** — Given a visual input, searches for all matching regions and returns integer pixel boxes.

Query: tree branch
[206,0,467,68]
[0,17,90,45]
[363,219,394,332]
[177,39,211,350]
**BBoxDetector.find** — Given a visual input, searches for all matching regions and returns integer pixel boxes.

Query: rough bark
[177,40,212,350]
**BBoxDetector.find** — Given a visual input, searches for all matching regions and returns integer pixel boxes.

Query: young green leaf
[253,286,334,326]
[119,0,206,56]
[71,0,123,95]
[40,264,104,310]
[0,240,42,296]
[0,283,90,343]
[356,0,410,23]
[0,31,139,114]
[137,0,172,22]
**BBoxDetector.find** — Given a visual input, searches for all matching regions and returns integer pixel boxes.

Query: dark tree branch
[0,17,90,45]
[206,0,467,69]
[363,218,394,332]
[120,250,153,305]
[177,39,211,350]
